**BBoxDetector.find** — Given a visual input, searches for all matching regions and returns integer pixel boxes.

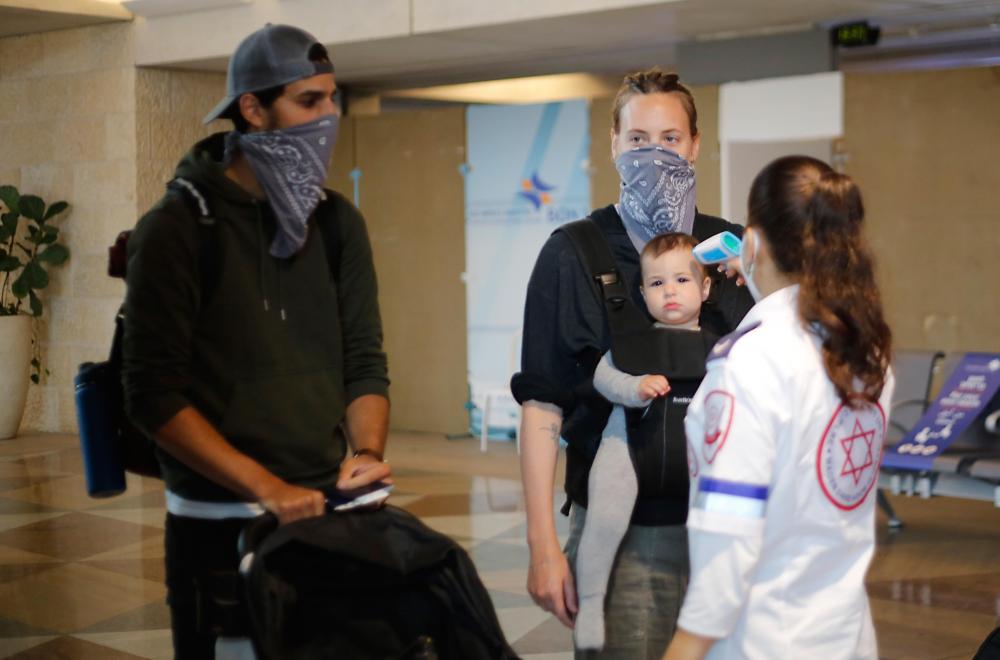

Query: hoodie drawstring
[255,201,288,322]
[254,201,270,313]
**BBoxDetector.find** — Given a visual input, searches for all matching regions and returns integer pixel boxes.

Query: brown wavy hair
[612,67,698,137]
[641,232,708,277]
[747,156,892,407]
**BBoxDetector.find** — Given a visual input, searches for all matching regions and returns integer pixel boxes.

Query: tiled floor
[0,431,999,659]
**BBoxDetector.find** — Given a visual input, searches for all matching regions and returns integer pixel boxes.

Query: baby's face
[640,247,710,329]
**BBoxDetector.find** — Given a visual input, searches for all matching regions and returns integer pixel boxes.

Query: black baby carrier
[236,506,520,660]
[559,219,716,522]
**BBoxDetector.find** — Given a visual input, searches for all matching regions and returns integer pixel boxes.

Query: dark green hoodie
[122,133,389,501]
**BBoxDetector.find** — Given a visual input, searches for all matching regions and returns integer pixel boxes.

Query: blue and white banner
[883,353,1000,471]
[465,101,591,404]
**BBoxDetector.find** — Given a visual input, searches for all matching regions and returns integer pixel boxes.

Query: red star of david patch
[817,403,886,510]
[839,420,876,485]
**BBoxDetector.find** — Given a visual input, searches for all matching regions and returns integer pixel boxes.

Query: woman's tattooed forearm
[540,422,560,444]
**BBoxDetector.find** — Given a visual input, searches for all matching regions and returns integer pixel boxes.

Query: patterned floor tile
[0,614,55,638]
[0,432,997,659]
[0,511,160,561]
[6,635,147,659]
[402,491,524,517]
[80,602,172,635]
[0,636,55,658]
[0,512,66,534]
[487,590,536,609]
[84,507,168,530]
[2,475,104,511]
[83,536,165,562]
[88,489,166,511]
[871,597,998,659]
[512,615,575,655]
[468,540,532,572]
[73,630,174,660]
[0,544,61,565]
[0,477,55,494]
[479,568,532,595]
[869,573,1000,616]
[80,556,166,583]
[0,497,61,515]
[0,562,164,632]
[495,606,554,645]
[420,512,526,541]
[0,563,59,585]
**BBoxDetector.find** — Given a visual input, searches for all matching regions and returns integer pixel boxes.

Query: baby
[574,232,713,650]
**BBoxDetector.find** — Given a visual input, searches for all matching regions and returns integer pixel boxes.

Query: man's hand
[337,452,392,491]
[638,374,671,401]
[527,540,578,628]
[258,480,326,525]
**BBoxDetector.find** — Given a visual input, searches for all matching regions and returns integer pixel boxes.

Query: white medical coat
[679,285,894,660]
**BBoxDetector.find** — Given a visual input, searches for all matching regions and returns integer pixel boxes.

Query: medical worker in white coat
[664,155,895,660]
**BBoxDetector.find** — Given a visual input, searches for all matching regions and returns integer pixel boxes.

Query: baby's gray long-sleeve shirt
[593,352,652,409]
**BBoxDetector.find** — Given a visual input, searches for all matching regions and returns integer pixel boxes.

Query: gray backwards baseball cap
[203,23,334,124]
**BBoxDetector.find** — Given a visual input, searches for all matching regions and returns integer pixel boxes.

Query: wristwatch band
[352,447,384,462]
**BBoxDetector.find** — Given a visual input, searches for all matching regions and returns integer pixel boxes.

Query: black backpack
[238,506,520,660]
[557,219,716,512]
[74,178,343,496]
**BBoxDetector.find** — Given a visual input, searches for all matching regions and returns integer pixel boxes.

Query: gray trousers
[564,506,689,660]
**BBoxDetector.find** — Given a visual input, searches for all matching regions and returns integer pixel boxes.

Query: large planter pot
[0,315,32,440]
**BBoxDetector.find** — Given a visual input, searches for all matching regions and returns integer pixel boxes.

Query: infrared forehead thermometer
[694,231,742,265]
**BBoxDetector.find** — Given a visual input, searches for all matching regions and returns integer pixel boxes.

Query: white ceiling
[1,0,997,88]
[0,0,130,38]
[168,0,1000,89]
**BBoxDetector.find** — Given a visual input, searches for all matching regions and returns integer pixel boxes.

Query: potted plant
[0,185,70,439]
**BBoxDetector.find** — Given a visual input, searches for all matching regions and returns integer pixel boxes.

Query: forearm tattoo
[540,422,561,444]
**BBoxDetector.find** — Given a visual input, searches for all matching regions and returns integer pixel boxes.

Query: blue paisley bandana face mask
[226,113,339,258]
[616,146,697,248]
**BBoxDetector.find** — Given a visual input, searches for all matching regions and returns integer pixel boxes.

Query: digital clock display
[832,21,881,47]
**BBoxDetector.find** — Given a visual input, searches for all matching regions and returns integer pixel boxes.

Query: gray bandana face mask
[226,113,339,258]
[616,146,697,248]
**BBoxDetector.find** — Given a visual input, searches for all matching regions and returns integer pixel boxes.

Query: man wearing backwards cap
[122,24,390,656]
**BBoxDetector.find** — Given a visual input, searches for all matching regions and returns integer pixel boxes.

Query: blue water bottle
[74,362,127,498]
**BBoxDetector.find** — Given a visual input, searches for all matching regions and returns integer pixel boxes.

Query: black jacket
[122,133,389,501]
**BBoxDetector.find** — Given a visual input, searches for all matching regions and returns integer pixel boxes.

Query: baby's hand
[638,375,670,401]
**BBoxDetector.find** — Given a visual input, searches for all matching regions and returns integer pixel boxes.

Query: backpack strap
[109,178,218,365]
[557,218,649,335]
[314,192,343,287]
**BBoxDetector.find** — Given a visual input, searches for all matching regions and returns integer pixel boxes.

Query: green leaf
[0,254,20,271]
[27,289,41,317]
[21,259,48,289]
[30,373,39,384]
[43,201,68,221]
[37,243,68,265]
[0,186,19,214]
[11,272,28,298]
[18,195,44,222]
[0,212,17,242]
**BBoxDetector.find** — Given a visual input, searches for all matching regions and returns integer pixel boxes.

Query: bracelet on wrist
[352,447,384,462]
